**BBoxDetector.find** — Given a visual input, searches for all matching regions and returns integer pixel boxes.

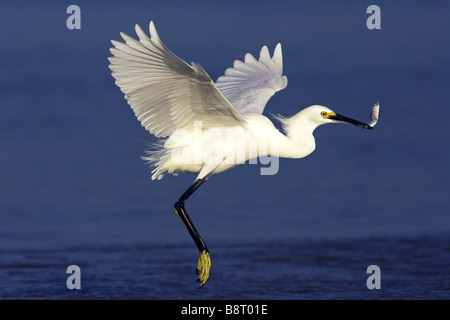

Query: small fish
[368,102,379,127]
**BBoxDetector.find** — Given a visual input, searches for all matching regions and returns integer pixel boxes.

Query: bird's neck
[277,113,319,159]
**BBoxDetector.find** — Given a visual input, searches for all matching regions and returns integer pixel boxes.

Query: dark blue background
[0,1,449,299]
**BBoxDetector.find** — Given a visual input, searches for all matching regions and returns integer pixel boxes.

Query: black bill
[329,113,374,130]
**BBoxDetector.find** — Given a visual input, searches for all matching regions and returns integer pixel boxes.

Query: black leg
[173,178,211,286]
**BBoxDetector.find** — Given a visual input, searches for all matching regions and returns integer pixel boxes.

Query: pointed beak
[329,113,374,130]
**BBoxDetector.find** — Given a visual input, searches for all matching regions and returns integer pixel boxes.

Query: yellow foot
[196,250,211,287]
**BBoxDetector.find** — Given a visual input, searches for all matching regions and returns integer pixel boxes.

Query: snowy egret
[109,21,376,287]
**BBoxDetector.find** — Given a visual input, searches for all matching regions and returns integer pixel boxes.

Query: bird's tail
[141,139,170,180]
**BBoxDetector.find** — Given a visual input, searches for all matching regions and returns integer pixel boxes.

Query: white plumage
[108,21,376,287]
[215,43,288,115]
[109,22,246,140]
[109,21,297,181]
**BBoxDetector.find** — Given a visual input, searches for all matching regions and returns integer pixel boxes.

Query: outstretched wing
[215,43,288,115]
[109,21,247,138]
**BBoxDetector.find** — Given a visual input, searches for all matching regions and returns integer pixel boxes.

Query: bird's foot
[196,250,211,287]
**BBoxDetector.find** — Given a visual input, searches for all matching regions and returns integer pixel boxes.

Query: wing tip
[259,45,270,61]
[149,20,160,41]
[273,43,283,74]
[134,23,144,34]
[110,39,119,47]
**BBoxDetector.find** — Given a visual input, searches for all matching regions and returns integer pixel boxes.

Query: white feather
[215,43,288,115]
[108,21,247,139]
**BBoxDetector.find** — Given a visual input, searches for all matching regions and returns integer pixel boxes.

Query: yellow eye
[321,111,327,117]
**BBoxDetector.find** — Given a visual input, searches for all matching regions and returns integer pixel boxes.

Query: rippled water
[1,235,449,299]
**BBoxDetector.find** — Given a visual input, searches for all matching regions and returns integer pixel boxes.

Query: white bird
[109,21,374,287]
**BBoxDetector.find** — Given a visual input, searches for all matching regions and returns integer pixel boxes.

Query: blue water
[0,1,449,299]
[1,235,449,299]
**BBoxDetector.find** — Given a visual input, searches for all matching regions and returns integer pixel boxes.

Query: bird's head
[300,105,373,130]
